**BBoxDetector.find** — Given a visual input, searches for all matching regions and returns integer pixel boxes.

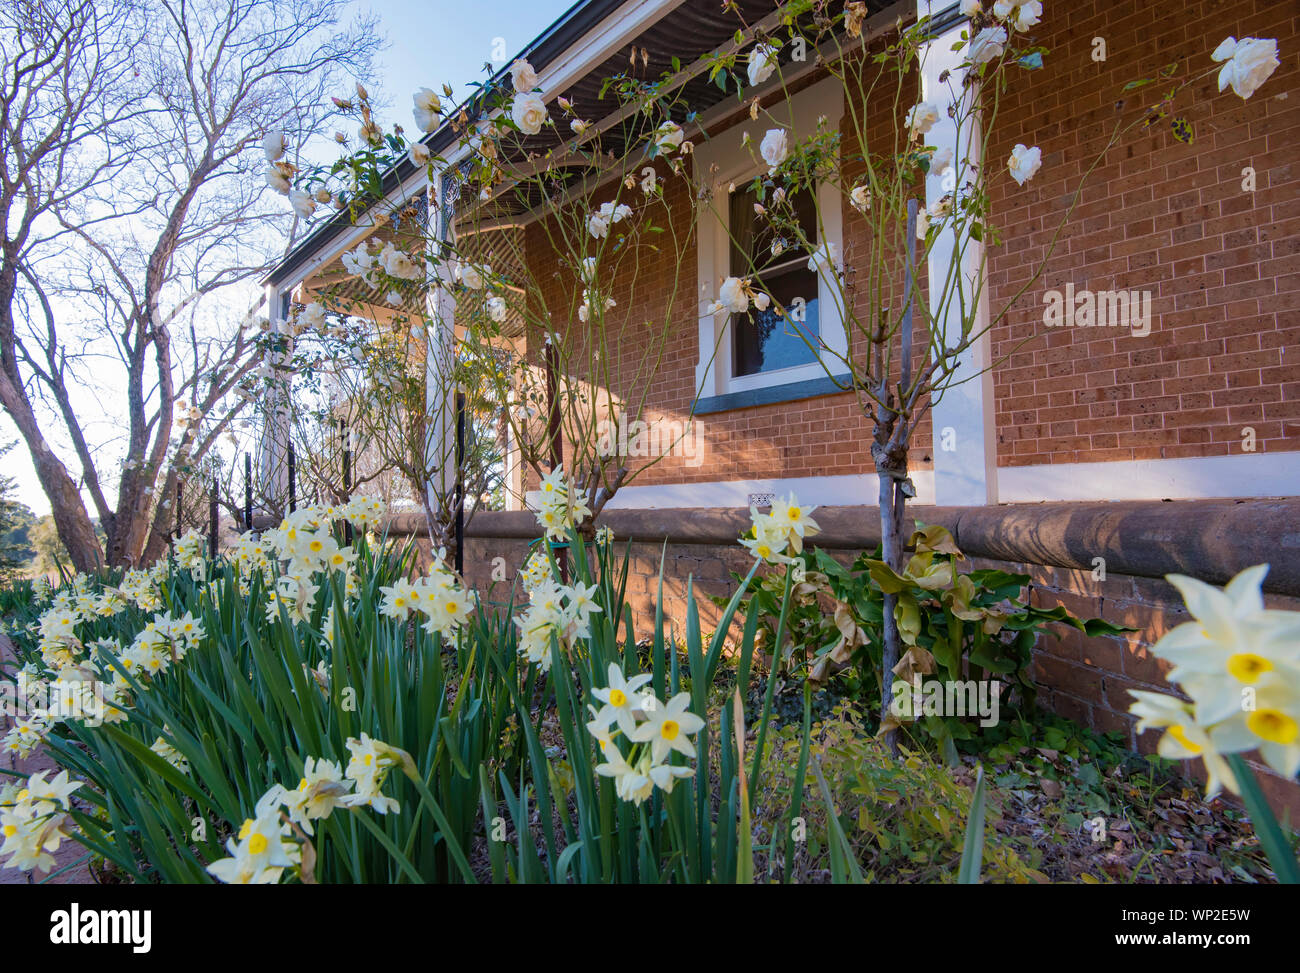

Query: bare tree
[1,0,380,571]
[0,0,143,570]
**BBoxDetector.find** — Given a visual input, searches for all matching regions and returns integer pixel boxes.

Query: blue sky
[358,0,578,114]
[0,0,577,518]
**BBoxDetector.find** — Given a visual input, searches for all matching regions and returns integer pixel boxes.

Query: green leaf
[1226,754,1300,884]
[958,765,987,884]
[865,559,910,594]
[813,758,866,884]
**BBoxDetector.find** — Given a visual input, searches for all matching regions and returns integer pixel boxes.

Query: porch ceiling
[270,0,903,291]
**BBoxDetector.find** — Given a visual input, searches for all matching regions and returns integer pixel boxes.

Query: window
[728,184,821,377]
[692,76,847,412]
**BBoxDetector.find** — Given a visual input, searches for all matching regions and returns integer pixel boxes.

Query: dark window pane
[733,266,820,376]
[728,184,818,273]
[729,183,821,377]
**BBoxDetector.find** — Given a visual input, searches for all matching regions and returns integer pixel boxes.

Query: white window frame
[694,76,846,402]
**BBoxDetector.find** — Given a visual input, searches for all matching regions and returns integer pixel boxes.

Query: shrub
[752,700,1044,883]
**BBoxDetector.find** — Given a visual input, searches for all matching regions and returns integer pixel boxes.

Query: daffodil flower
[591,663,652,737]
[1129,690,1240,797]
[1129,564,1300,795]
[629,692,704,763]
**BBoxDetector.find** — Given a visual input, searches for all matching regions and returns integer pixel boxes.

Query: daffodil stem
[1225,754,1300,884]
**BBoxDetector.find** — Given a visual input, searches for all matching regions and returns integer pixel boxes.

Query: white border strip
[997,452,1300,502]
[583,472,937,510]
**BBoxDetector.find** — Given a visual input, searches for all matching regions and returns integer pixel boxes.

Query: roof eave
[263,0,629,289]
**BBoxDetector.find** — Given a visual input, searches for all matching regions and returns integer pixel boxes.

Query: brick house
[262,0,1299,810]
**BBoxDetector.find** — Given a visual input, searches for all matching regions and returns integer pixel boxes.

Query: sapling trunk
[875,199,919,755]
[876,453,907,757]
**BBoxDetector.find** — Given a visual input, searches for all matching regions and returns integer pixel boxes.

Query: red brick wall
[459,531,1300,817]
[519,1,1297,492]
[518,49,935,493]
[989,0,1300,466]
[1015,557,1300,816]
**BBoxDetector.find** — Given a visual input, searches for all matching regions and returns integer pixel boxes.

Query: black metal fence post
[544,340,567,580]
[208,473,218,560]
[244,452,253,531]
[341,420,353,545]
[287,441,296,513]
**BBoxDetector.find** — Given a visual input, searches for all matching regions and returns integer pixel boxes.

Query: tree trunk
[420,487,454,568]
[0,369,104,573]
[139,465,183,566]
[873,416,910,755]
[876,459,903,754]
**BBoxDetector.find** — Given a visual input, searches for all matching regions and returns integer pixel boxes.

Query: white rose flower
[300,303,327,331]
[385,290,402,306]
[460,263,486,289]
[262,131,287,162]
[510,59,539,93]
[1007,143,1042,185]
[717,276,749,314]
[753,292,771,312]
[968,26,1008,64]
[653,121,684,154]
[381,249,422,281]
[408,142,431,167]
[905,102,940,138]
[265,166,291,194]
[850,184,871,213]
[915,209,930,239]
[487,296,507,322]
[587,212,609,239]
[1211,37,1280,100]
[960,0,981,15]
[342,244,373,276]
[928,195,953,219]
[511,93,548,136]
[412,88,442,133]
[578,290,615,322]
[580,257,598,284]
[747,42,779,87]
[759,128,789,172]
[1009,1,1041,30]
[571,118,591,135]
[289,189,315,218]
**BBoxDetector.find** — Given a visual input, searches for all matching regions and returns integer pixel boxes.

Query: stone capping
[440,499,1298,596]
[265,498,1296,596]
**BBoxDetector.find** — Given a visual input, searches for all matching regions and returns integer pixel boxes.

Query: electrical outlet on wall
[747,492,775,509]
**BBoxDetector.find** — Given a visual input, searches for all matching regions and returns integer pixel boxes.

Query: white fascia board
[276,168,431,296]
[536,0,688,101]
